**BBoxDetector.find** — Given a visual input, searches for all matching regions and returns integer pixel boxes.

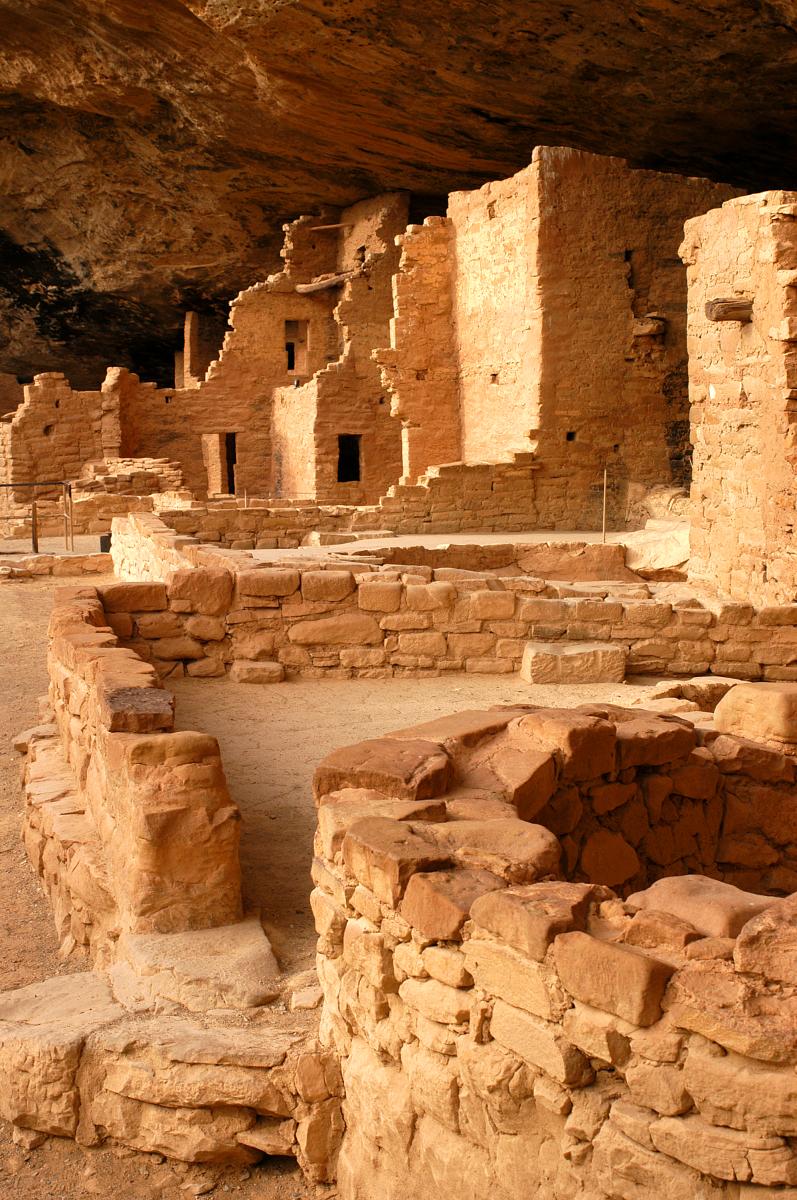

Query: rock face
[2,0,797,383]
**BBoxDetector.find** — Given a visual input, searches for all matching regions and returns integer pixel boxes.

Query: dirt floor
[0,575,661,1199]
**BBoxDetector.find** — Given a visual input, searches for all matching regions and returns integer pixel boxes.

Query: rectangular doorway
[225,432,237,494]
[337,434,361,483]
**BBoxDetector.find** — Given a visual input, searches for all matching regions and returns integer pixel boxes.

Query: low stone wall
[110,513,797,682]
[311,703,797,1198]
[27,583,243,960]
[1,583,346,1180]
[154,455,541,547]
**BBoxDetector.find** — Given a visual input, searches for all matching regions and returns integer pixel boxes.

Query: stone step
[520,640,627,684]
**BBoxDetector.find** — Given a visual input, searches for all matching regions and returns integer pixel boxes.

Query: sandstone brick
[463,937,569,1021]
[615,715,696,768]
[398,977,471,1025]
[554,930,675,1026]
[426,818,561,883]
[469,881,598,960]
[513,709,616,781]
[580,829,640,886]
[316,790,446,859]
[101,582,167,612]
[399,868,504,940]
[237,568,300,597]
[342,817,451,905]
[489,999,593,1086]
[468,590,516,619]
[301,571,354,601]
[715,680,797,747]
[288,612,383,646]
[627,874,777,938]
[358,580,402,612]
[313,737,451,802]
[167,568,234,615]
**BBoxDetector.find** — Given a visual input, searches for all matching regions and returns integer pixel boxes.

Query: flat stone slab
[109,914,281,1011]
[520,640,627,684]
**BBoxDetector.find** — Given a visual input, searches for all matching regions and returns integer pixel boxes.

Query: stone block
[520,640,626,684]
[398,978,471,1025]
[463,937,569,1021]
[301,571,354,602]
[426,818,561,883]
[342,817,451,905]
[627,875,777,938]
[288,612,383,646]
[469,881,598,961]
[167,568,234,615]
[734,895,797,984]
[715,681,797,748]
[229,660,285,684]
[513,709,616,781]
[358,581,402,612]
[101,582,167,612]
[554,930,675,1026]
[615,715,696,768]
[468,590,516,620]
[317,790,445,859]
[489,999,592,1086]
[237,568,300,597]
[580,829,640,886]
[400,868,504,940]
[314,737,451,802]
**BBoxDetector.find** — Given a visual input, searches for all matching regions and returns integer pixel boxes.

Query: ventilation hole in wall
[54,399,60,409]
[613,443,620,452]
[490,373,499,384]
[566,430,577,442]
[416,369,427,381]
[165,395,171,404]
[487,201,497,219]
[378,397,385,405]
[43,424,54,436]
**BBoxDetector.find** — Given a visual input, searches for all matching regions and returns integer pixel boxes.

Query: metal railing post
[31,495,38,554]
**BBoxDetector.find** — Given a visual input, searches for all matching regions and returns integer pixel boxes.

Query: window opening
[285,319,309,374]
[337,434,361,483]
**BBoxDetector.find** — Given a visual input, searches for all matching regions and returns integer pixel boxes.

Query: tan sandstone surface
[0,575,664,1197]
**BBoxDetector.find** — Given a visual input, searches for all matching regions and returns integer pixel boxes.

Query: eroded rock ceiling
[2,0,797,386]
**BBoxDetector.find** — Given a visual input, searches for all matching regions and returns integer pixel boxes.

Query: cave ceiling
[1,0,797,386]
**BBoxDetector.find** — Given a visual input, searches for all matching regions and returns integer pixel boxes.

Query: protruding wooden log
[705,297,753,322]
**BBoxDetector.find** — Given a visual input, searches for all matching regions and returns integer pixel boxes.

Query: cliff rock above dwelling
[2,0,797,384]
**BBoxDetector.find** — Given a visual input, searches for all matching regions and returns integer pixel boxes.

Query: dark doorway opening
[337,434,361,483]
[225,432,237,494]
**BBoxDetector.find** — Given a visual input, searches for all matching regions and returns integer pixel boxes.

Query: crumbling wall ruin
[312,704,797,1199]
[682,191,797,606]
[380,147,737,527]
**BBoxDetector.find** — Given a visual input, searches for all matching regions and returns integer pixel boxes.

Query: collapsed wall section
[311,704,797,1199]
[682,191,797,605]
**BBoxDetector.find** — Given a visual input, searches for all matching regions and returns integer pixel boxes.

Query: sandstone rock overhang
[3,0,797,383]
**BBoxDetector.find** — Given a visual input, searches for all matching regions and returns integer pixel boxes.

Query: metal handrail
[0,480,73,553]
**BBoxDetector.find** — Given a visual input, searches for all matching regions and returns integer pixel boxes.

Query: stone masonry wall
[110,511,797,683]
[0,372,109,502]
[376,217,461,481]
[449,164,539,465]
[311,704,797,1199]
[531,148,737,529]
[28,583,242,962]
[379,148,736,527]
[682,191,797,605]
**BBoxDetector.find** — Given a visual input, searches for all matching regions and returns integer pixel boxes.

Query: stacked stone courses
[108,512,797,683]
[312,704,797,1198]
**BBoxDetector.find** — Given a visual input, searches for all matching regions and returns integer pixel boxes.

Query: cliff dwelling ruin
[5,4,797,1199]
